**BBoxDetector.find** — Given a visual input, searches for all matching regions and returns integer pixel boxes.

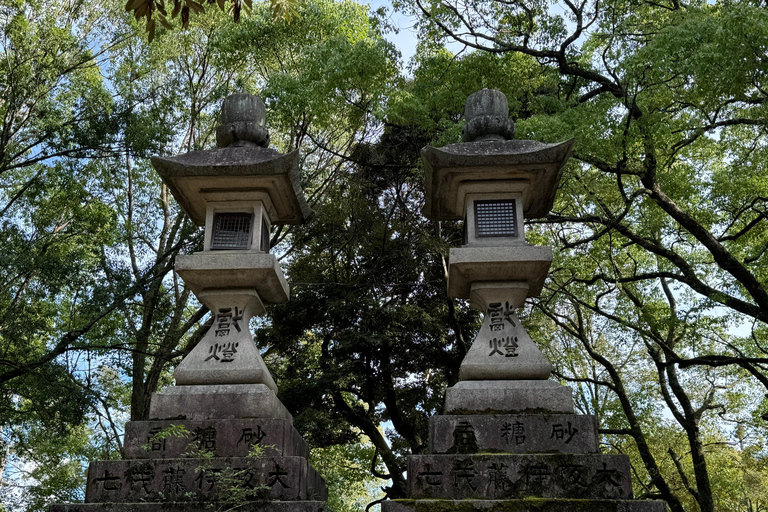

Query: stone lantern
[48,93,327,510]
[381,89,664,512]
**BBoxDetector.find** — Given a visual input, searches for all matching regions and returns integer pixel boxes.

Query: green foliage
[124,0,304,42]
[399,0,768,510]
[310,439,385,512]
[6,0,768,510]
[0,0,124,463]
[142,424,190,452]
[212,0,399,152]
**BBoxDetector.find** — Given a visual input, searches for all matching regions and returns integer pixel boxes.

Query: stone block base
[429,414,598,454]
[51,501,326,512]
[444,381,573,414]
[85,456,325,502]
[124,418,308,459]
[408,453,632,500]
[383,499,666,512]
[149,384,292,421]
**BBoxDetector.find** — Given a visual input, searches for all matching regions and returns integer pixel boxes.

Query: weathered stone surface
[173,290,277,389]
[408,454,632,500]
[149,384,292,421]
[85,456,325,503]
[458,311,551,381]
[124,419,308,459]
[152,147,312,226]
[462,89,515,142]
[448,246,551,301]
[176,252,289,305]
[469,283,530,312]
[52,501,327,512]
[382,498,666,512]
[217,93,269,148]
[444,381,574,415]
[421,138,574,221]
[429,414,598,455]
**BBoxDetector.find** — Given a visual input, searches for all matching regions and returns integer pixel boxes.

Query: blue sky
[364,0,420,65]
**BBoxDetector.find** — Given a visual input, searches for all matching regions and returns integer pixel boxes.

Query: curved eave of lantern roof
[151,147,313,227]
[421,138,575,221]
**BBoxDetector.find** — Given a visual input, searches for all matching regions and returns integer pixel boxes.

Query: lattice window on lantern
[474,199,517,237]
[211,212,253,250]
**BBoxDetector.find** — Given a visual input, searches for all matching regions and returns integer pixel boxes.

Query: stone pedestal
[384,304,663,512]
[51,383,327,512]
[384,319,663,512]
[384,388,664,512]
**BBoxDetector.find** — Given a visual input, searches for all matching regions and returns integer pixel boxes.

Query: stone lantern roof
[421,88,573,221]
[151,93,313,226]
[421,138,574,221]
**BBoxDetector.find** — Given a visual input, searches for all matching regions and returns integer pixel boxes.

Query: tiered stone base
[393,381,664,512]
[51,502,326,512]
[50,385,327,512]
[383,499,665,512]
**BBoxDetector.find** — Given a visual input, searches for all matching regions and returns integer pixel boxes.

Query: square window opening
[211,212,253,250]
[474,199,517,238]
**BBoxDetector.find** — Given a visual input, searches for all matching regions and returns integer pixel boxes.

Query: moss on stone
[446,408,567,416]
[387,498,663,512]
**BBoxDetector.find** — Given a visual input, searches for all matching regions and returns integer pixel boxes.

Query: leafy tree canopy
[4,1,768,512]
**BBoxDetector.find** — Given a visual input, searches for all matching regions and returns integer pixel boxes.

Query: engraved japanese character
[147,427,166,451]
[215,307,244,337]
[238,426,267,446]
[488,462,513,492]
[449,421,479,454]
[417,464,443,487]
[500,421,525,445]
[195,468,221,493]
[268,463,290,489]
[520,463,551,486]
[129,463,154,495]
[192,426,217,451]
[489,336,519,357]
[205,342,239,362]
[238,467,259,490]
[162,466,186,497]
[452,459,478,491]
[94,469,121,492]
[560,464,589,489]
[593,462,622,487]
[487,302,517,331]
[551,422,578,444]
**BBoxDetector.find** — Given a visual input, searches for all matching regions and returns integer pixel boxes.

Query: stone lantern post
[382,89,665,512]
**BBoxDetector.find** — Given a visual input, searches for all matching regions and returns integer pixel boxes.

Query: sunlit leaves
[125,0,301,41]
[310,439,386,512]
